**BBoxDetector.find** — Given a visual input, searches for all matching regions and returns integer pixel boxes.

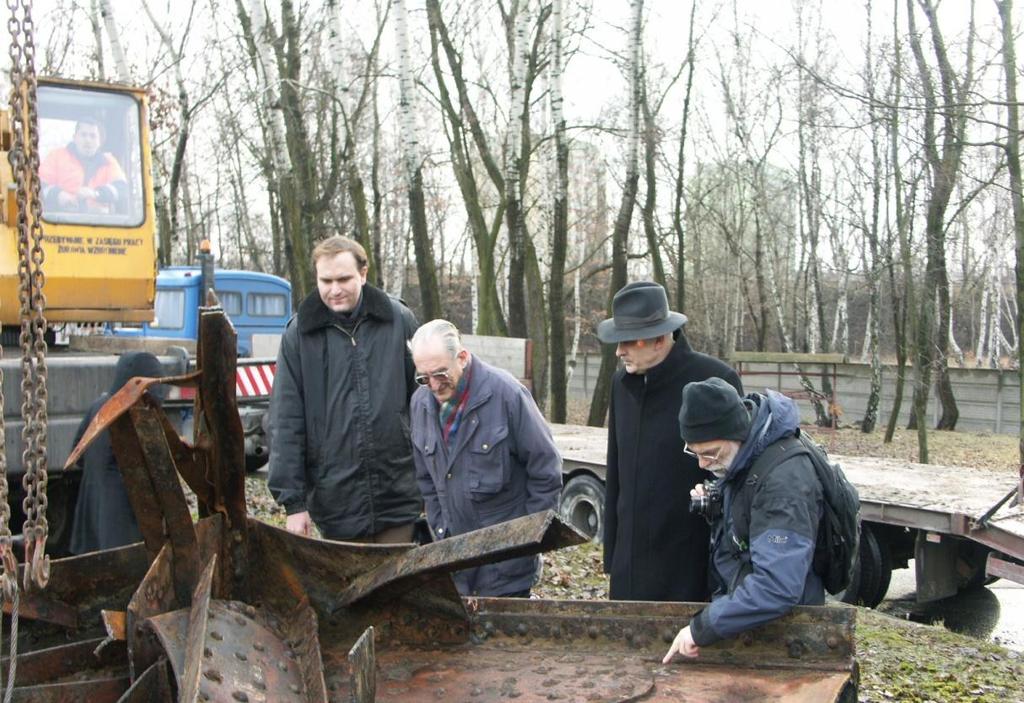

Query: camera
[689,480,723,523]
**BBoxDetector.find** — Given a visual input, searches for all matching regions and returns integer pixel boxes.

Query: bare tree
[994,0,1024,494]
[587,0,643,427]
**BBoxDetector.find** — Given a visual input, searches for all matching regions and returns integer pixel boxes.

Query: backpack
[732,429,861,595]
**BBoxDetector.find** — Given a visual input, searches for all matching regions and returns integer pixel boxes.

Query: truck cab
[113,267,292,356]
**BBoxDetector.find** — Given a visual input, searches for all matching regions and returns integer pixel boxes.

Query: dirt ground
[248,425,1024,702]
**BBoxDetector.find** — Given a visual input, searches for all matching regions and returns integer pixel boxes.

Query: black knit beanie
[678,377,751,444]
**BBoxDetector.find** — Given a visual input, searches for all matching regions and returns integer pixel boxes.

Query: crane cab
[0,77,156,325]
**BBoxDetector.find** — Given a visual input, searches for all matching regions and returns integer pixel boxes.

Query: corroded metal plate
[143,600,308,702]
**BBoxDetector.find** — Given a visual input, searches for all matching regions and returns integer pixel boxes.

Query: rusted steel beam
[128,403,201,606]
[347,627,375,703]
[247,519,469,651]
[0,638,125,687]
[119,659,173,703]
[197,308,249,602]
[8,677,129,703]
[108,414,167,559]
[101,610,126,641]
[1,587,78,629]
[466,598,856,669]
[281,600,328,702]
[127,543,177,679]
[63,371,202,470]
[178,557,217,702]
[155,408,213,512]
[332,511,586,609]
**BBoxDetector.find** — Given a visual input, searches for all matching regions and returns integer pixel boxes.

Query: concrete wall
[561,353,1020,436]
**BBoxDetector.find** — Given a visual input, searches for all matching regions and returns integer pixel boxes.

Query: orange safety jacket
[39,147,126,212]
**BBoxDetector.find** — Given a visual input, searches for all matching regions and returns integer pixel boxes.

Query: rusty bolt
[587,626,599,639]
[203,669,222,683]
[232,692,249,702]
[235,651,248,662]
[826,636,840,649]
[516,623,529,636]
[253,641,266,652]
[210,630,224,641]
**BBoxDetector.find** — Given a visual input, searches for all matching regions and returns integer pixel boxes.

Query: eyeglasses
[414,369,452,386]
[683,443,724,463]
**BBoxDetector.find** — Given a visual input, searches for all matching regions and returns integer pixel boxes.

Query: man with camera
[597,282,742,602]
[663,377,824,661]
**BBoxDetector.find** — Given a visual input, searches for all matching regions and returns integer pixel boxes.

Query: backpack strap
[729,435,811,579]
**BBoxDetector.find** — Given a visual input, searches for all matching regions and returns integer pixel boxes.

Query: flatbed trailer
[551,423,1024,607]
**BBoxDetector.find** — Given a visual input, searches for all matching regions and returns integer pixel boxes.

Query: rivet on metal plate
[203,669,222,683]
[587,626,599,639]
[516,623,528,636]
[235,651,248,662]
[253,641,266,652]
[210,631,224,641]
[204,647,213,658]
[232,691,249,702]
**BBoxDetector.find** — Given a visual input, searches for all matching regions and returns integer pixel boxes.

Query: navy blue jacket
[690,390,824,647]
[410,357,562,596]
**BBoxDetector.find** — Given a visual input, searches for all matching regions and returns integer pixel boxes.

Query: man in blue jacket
[409,319,562,597]
[663,377,824,661]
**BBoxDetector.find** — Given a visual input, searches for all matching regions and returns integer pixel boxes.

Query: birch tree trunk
[98,0,129,81]
[548,0,570,422]
[588,0,643,427]
[395,0,441,317]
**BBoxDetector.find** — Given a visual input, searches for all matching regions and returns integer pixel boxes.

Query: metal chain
[20,0,48,592]
[8,0,48,592]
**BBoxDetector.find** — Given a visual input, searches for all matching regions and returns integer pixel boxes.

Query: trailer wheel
[836,524,891,608]
[956,542,999,590]
[559,474,605,542]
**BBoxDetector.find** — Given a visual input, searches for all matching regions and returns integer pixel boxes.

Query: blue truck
[112,266,292,357]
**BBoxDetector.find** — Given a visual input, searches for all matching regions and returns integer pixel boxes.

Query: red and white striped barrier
[168,362,276,401]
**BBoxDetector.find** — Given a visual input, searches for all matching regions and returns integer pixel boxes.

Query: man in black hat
[663,377,823,661]
[597,281,742,602]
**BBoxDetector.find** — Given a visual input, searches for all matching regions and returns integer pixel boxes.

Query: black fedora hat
[596,281,687,343]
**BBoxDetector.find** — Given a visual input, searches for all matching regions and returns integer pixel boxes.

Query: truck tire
[559,474,605,542]
[836,523,891,608]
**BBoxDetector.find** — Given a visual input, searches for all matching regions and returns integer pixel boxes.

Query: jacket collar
[297,283,394,334]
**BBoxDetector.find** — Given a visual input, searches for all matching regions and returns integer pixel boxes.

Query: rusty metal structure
[0,307,858,702]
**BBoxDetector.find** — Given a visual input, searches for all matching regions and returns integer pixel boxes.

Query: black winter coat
[268,284,423,539]
[603,334,742,601]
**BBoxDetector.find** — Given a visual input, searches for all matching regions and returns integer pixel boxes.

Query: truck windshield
[37,84,145,227]
[152,289,185,329]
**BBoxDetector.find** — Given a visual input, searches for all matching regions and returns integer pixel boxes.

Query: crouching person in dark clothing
[663,377,824,661]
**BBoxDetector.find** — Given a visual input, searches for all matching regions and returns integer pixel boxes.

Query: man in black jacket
[598,281,742,601]
[269,236,422,543]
